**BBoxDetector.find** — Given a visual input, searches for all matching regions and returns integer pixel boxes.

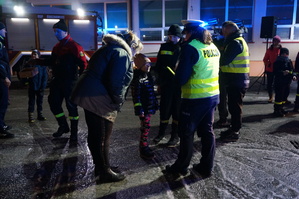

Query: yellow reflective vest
[221,37,250,73]
[181,40,220,99]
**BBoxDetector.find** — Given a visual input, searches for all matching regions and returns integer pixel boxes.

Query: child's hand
[139,112,144,117]
[293,76,297,81]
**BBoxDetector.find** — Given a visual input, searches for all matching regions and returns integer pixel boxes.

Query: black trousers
[227,86,247,132]
[28,88,44,113]
[48,79,78,117]
[159,83,181,122]
[0,83,8,128]
[84,109,113,169]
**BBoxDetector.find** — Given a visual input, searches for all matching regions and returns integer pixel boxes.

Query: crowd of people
[1,18,299,184]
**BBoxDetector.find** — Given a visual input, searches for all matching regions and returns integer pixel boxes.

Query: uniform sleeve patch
[79,51,84,57]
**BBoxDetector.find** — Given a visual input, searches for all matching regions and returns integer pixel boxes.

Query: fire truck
[1,5,99,78]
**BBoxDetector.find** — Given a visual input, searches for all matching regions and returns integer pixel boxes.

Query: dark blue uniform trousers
[172,95,219,173]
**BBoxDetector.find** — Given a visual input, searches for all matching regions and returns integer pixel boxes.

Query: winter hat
[0,22,6,30]
[32,49,41,57]
[53,19,68,32]
[168,24,182,37]
[273,35,281,42]
[280,47,289,55]
[133,53,151,68]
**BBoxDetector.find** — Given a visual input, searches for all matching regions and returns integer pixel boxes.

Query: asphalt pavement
[0,76,298,199]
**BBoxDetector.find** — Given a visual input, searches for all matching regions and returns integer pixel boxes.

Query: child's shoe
[139,146,155,160]
[28,112,35,123]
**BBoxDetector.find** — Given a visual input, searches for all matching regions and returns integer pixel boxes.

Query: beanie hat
[53,19,68,32]
[280,47,289,55]
[32,49,41,57]
[168,24,182,37]
[273,35,281,42]
[0,22,6,30]
[133,53,151,68]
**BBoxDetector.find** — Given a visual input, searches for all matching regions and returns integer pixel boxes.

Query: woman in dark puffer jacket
[71,31,142,183]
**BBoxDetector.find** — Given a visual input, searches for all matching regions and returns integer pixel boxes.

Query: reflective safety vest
[221,37,250,73]
[181,40,220,99]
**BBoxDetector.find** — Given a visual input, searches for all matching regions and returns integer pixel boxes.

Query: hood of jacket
[102,34,132,58]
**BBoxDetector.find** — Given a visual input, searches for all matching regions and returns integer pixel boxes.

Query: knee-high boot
[153,121,168,144]
[52,116,70,137]
[95,119,125,183]
[166,121,179,147]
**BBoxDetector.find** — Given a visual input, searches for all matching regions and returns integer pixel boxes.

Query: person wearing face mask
[0,22,14,139]
[153,24,182,147]
[32,19,87,141]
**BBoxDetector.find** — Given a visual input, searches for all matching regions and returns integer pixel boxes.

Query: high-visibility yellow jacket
[221,37,250,74]
[181,40,220,99]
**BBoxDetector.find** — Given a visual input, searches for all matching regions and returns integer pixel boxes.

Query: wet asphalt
[0,76,298,199]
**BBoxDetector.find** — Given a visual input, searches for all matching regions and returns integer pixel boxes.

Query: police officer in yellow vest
[163,20,220,178]
[219,21,250,142]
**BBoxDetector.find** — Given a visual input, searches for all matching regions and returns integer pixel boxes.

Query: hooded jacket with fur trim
[71,34,133,122]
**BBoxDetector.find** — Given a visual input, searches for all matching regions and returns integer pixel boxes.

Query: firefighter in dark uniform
[36,19,87,140]
[0,22,14,139]
[153,24,182,147]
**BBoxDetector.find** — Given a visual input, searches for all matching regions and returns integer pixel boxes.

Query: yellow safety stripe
[296,94,299,97]
[188,76,218,84]
[172,120,178,125]
[182,85,219,95]
[134,103,142,107]
[69,116,79,120]
[55,113,65,118]
[274,101,283,105]
[161,120,169,123]
[160,50,174,55]
[166,66,175,75]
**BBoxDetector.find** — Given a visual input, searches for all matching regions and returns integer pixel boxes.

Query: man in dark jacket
[35,19,88,141]
[219,21,250,142]
[153,24,182,147]
[0,22,14,139]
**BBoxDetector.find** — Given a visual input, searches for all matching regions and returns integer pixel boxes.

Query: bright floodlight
[77,8,85,17]
[13,5,25,16]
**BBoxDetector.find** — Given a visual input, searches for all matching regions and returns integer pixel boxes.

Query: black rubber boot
[28,112,35,123]
[153,122,168,144]
[293,102,299,112]
[166,123,179,147]
[52,116,70,137]
[70,120,78,141]
[273,104,285,117]
[37,112,46,121]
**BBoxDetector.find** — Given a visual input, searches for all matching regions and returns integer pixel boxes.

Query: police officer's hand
[4,77,11,87]
[283,70,290,76]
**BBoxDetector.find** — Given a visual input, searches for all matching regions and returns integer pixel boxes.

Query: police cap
[181,19,205,33]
